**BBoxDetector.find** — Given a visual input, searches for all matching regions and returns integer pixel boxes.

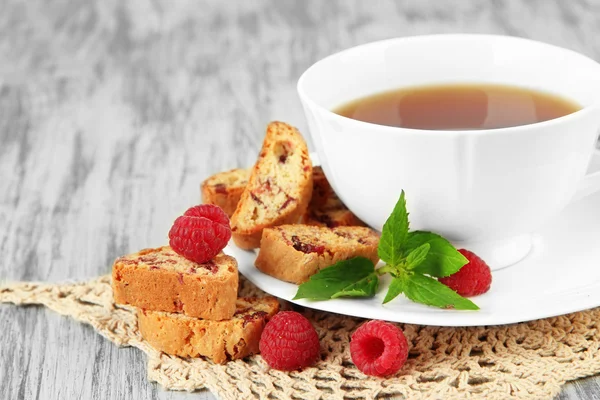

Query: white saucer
[225,163,600,327]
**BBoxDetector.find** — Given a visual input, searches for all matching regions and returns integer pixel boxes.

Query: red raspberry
[259,311,320,371]
[350,320,408,377]
[168,204,231,264]
[439,249,492,297]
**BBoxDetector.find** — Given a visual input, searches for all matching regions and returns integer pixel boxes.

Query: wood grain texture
[1,0,599,398]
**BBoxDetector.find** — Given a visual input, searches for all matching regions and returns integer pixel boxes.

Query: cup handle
[573,149,600,202]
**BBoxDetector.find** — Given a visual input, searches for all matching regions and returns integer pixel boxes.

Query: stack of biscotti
[112,246,279,363]
[137,297,280,363]
[202,166,363,230]
[199,121,379,285]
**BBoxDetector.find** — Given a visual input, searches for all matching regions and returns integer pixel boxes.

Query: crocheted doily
[2,275,600,400]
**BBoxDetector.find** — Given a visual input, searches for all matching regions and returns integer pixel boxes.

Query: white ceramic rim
[297,34,600,137]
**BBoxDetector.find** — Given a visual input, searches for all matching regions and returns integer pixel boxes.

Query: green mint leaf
[383,274,407,304]
[294,257,375,300]
[331,272,379,299]
[378,190,409,266]
[404,231,468,277]
[405,243,430,270]
[404,274,479,310]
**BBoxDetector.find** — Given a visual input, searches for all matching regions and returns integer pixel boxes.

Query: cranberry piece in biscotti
[291,235,326,255]
[255,225,380,284]
[230,122,313,249]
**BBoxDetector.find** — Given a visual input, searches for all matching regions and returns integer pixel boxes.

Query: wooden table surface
[1,1,600,399]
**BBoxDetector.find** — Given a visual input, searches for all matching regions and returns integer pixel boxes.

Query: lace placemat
[2,275,600,399]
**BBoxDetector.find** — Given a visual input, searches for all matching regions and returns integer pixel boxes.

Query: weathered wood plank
[1,0,599,398]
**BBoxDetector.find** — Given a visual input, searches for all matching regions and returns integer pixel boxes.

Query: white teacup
[297,34,600,269]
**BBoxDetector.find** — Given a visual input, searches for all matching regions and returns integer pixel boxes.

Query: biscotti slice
[304,167,365,228]
[309,166,333,209]
[138,296,280,364]
[255,225,380,284]
[304,202,365,228]
[201,168,250,217]
[112,246,238,320]
[230,121,313,249]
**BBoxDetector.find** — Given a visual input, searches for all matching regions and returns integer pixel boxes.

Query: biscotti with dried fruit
[304,166,365,228]
[112,246,238,320]
[230,122,313,249]
[203,165,363,229]
[304,199,365,228]
[137,296,280,364]
[255,225,380,284]
[201,168,250,217]
[308,166,332,209]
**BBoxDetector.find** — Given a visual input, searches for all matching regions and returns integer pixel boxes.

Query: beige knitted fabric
[2,275,600,400]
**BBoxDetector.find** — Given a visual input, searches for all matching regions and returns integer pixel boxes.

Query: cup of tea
[297,34,600,269]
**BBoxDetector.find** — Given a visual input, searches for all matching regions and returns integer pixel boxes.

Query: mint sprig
[294,190,480,311]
